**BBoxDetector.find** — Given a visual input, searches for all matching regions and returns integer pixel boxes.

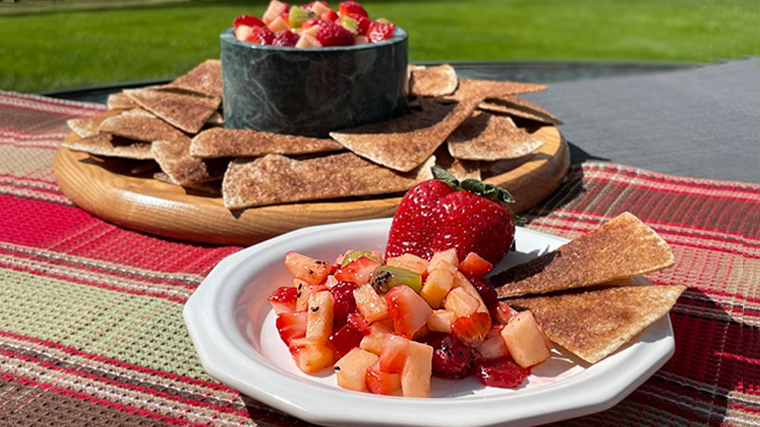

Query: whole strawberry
[385,166,516,265]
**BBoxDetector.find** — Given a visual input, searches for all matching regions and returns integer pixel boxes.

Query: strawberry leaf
[460,179,515,204]
[431,165,460,188]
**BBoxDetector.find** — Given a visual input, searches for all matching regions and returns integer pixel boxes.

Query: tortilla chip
[494,213,676,298]
[190,128,344,159]
[222,153,435,210]
[152,137,227,185]
[447,111,545,161]
[67,114,115,138]
[508,285,685,363]
[125,89,218,134]
[410,64,458,97]
[450,79,547,101]
[166,59,223,99]
[107,92,138,110]
[434,146,480,180]
[122,108,156,118]
[206,111,224,126]
[98,114,186,143]
[61,133,153,160]
[330,98,478,172]
[153,172,222,196]
[479,96,562,125]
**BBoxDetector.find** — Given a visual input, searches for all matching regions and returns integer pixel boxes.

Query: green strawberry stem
[431,165,516,204]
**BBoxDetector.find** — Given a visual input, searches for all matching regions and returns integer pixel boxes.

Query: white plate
[184,218,675,427]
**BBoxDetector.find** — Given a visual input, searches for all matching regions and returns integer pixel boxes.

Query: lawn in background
[1,0,758,93]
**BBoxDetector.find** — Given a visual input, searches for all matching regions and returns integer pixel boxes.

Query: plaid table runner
[0,90,758,427]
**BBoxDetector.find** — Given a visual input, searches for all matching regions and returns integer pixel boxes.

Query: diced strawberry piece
[314,19,355,47]
[379,334,409,374]
[385,285,432,339]
[329,321,365,359]
[367,21,395,43]
[245,26,275,45]
[451,312,491,346]
[233,14,265,29]
[334,256,381,285]
[348,13,370,35]
[276,311,307,345]
[366,364,401,395]
[470,276,498,313]
[347,311,371,335]
[301,18,323,30]
[320,9,339,21]
[268,286,297,314]
[263,0,290,24]
[329,281,359,328]
[459,252,494,276]
[476,356,530,388]
[493,301,518,325]
[423,333,479,379]
[338,1,367,17]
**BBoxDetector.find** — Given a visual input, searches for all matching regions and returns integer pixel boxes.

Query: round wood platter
[55,125,569,246]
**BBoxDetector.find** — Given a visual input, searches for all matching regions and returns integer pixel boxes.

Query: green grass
[1,0,758,93]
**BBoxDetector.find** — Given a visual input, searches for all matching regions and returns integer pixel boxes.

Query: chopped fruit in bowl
[232,0,396,47]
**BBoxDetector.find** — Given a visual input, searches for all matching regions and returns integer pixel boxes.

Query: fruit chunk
[367,21,395,42]
[267,15,290,33]
[459,252,493,276]
[329,318,366,359]
[341,250,381,266]
[385,286,433,338]
[349,13,370,35]
[359,322,392,354]
[451,312,491,346]
[290,338,334,374]
[427,309,455,333]
[338,16,358,34]
[501,311,551,368]
[379,334,409,374]
[476,356,530,388]
[295,34,321,48]
[288,6,314,28]
[334,348,378,391]
[470,276,498,313]
[273,30,300,46]
[493,301,518,325]
[335,256,381,285]
[263,0,290,24]
[245,26,275,45]
[386,254,429,275]
[235,25,254,41]
[329,281,358,328]
[295,281,326,311]
[306,291,334,342]
[424,333,478,379]
[320,9,339,21]
[370,266,422,294]
[429,248,459,271]
[476,327,509,360]
[234,14,266,29]
[443,287,479,318]
[276,311,307,345]
[453,272,489,313]
[353,283,389,323]
[315,20,355,47]
[268,286,298,314]
[285,252,331,285]
[420,267,454,309]
[366,363,401,395]
[338,1,367,17]
[307,0,331,16]
[400,341,433,397]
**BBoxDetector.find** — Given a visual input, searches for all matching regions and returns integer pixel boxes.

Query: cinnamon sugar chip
[166,59,223,99]
[222,153,435,210]
[154,172,222,195]
[190,128,343,158]
[152,137,227,185]
[493,212,676,298]
[450,79,547,101]
[447,111,545,161]
[107,92,138,110]
[508,285,685,363]
[479,96,562,125]
[98,114,186,143]
[125,89,218,134]
[61,133,153,160]
[330,98,478,172]
[410,64,458,97]
[67,114,115,138]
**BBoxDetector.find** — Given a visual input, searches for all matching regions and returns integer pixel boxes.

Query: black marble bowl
[220,28,408,137]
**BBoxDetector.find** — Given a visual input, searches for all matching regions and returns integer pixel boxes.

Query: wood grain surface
[54,125,569,245]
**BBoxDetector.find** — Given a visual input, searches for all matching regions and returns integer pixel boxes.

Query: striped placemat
[0,90,758,426]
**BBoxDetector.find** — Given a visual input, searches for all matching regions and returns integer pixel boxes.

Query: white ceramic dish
[184,218,675,427]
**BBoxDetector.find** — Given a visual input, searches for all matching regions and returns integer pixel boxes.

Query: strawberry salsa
[233,1,396,48]
[269,248,552,397]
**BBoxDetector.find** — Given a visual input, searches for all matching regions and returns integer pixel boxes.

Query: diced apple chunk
[501,311,551,368]
[400,341,433,397]
[353,284,389,323]
[386,254,429,275]
[285,252,331,285]
[443,287,479,318]
[290,338,334,374]
[428,249,458,272]
[420,268,454,309]
[427,309,455,333]
[453,272,489,313]
[267,16,290,33]
[366,363,401,395]
[334,348,379,392]
[306,291,334,343]
[360,322,392,355]
[476,327,509,360]
[296,281,326,312]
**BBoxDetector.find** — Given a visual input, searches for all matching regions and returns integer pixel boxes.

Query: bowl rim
[220,26,407,52]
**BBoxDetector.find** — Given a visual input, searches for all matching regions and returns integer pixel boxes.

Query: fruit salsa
[233,1,396,48]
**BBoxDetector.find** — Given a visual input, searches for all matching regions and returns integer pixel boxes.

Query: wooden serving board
[54,125,569,246]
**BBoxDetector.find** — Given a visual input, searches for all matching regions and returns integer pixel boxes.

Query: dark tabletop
[43,59,760,184]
